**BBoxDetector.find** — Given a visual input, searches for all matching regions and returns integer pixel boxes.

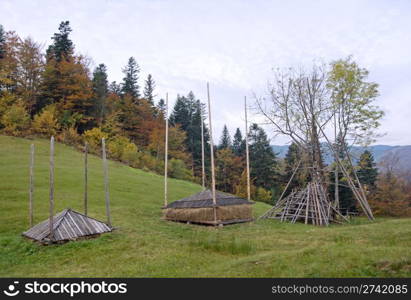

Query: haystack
[23,208,112,244]
[163,189,254,225]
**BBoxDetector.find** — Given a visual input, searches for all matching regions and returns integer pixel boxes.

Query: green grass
[0,135,410,277]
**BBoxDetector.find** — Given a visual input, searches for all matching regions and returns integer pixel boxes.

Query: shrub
[255,187,273,204]
[0,101,30,136]
[83,127,108,153]
[169,158,192,181]
[107,135,137,162]
[58,126,81,146]
[32,105,59,137]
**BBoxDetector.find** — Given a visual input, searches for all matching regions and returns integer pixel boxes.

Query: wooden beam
[200,108,206,190]
[102,138,112,227]
[164,93,169,207]
[207,83,217,223]
[49,136,54,240]
[84,142,88,216]
[244,96,251,202]
[29,144,34,227]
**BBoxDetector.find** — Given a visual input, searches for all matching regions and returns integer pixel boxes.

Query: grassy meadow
[0,135,410,277]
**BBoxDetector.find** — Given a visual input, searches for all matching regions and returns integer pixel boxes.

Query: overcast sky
[1,0,410,145]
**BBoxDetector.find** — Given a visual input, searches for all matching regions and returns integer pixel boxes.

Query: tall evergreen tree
[92,64,108,125]
[232,127,245,157]
[0,24,5,60]
[357,150,378,189]
[282,142,309,196]
[38,22,94,131]
[248,123,278,191]
[121,57,140,100]
[218,125,232,150]
[156,98,166,117]
[46,21,74,62]
[143,74,155,105]
[328,134,355,214]
[109,81,121,95]
[169,92,210,177]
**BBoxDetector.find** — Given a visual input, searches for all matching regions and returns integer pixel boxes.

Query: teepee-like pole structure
[314,118,374,220]
[164,93,169,207]
[244,96,251,202]
[49,136,55,240]
[207,83,217,223]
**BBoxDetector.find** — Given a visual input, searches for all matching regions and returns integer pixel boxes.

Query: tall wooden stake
[102,138,112,227]
[29,144,34,227]
[49,136,54,240]
[207,83,217,223]
[84,142,88,216]
[164,93,169,207]
[244,96,251,202]
[200,109,206,190]
[333,113,339,211]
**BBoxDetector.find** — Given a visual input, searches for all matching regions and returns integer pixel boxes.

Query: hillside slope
[0,136,410,277]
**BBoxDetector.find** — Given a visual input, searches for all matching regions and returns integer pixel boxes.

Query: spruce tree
[92,64,108,125]
[143,74,155,105]
[357,150,378,189]
[156,99,166,116]
[232,128,245,157]
[0,24,5,60]
[218,125,232,149]
[109,81,121,95]
[46,21,74,62]
[282,142,309,196]
[248,123,278,191]
[121,57,140,100]
[169,92,210,177]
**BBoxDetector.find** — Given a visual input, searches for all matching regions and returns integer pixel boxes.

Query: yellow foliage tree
[32,105,59,136]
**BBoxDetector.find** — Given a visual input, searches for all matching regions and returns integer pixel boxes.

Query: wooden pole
[244,96,251,202]
[84,142,88,216]
[164,93,169,207]
[49,136,54,240]
[207,83,217,223]
[200,109,206,190]
[29,144,34,227]
[333,113,339,211]
[102,138,112,227]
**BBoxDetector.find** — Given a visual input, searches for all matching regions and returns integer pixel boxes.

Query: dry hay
[163,204,253,225]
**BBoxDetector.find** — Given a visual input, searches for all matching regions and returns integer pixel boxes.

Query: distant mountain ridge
[271,144,411,170]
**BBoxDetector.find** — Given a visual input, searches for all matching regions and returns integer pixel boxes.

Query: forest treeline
[0,21,409,215]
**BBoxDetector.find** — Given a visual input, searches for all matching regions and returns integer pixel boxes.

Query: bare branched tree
[255,63,332,181]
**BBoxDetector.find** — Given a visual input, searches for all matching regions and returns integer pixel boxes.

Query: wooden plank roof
[165,189,254,209]
[22,209,112,243]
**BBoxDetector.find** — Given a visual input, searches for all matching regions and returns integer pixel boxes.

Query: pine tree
[143,74,155,105]
[282,142,309,196]
[218,125,232,149]
[0,24,5,60]
[169,92,210,178]
[38,23,94,132]
[109,81,121,95]
[121,57,140,100]
[357,150,378,190]
[248,123,278,191]
[232,127,245,157]
[46,21,74,62]
[92,64,108,125]
[156,98,166,116]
